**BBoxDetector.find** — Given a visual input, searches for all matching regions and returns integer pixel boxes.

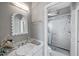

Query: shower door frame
[75,5,79,56]
[44,2,78,56]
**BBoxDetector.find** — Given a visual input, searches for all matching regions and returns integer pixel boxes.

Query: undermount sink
[31,40,41,45]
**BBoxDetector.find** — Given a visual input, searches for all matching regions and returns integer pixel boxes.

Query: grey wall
[31,2,50,41]
[0,2,32,44]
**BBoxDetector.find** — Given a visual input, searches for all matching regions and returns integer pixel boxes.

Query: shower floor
[48,45,70,56]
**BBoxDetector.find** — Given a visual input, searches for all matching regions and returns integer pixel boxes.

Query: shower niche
[47,3,71,56]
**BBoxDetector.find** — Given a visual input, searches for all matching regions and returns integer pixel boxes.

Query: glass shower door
[48,14,71,56]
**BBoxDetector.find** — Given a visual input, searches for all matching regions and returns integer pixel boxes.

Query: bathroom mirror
[11,13,28,36]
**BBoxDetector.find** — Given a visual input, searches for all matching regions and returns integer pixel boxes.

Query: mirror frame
[11,13,28,36]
